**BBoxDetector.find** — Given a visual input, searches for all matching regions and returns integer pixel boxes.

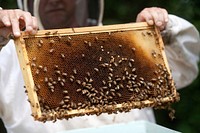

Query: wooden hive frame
[14,22,179,122]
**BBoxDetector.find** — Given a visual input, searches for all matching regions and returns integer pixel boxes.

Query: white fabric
[163,15,200,89]
[17,0,23,10]
[0,15,199,133]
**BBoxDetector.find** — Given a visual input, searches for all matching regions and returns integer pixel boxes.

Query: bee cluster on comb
[15,23,179,122]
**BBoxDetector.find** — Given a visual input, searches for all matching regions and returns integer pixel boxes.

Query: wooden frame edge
[14,37,42,119]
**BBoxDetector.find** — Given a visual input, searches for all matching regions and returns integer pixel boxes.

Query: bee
[44,77,48,82]
[60,82,65,86]
[37,43,42,47]
[49,39,55,44]
[31,63,36,67]
[45,31,51,35]
[72,28,75,33]
[35,69,40,75]
[82,54,85,57]
[43,67,47,72]
[88,42,92,47]
[57,77,61,81]
[63,90,68,94]
[141,32,146,36]
[95,36,99,41]
[73,69,77,75]
[64,96,70,99]
[55,70,61,75]
[110,57,115,64]
[118,59,122,64]
[49,48,54,53]
[38,39,44,45]
[24,90,28,93]
[76,88,82,92]
[58,34,62,40]
[38,65,43,69]
[131,48,136,52]
[50,86,55,91]
[94,68,99,72]
[36,103,39,108]
[32,57,37,61]
[128,62,132,67]
[146,31,152,36]
[53,31,58,35]
[61,53,65,59]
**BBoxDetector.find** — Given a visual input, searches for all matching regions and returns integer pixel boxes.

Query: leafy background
[0,0,199,133]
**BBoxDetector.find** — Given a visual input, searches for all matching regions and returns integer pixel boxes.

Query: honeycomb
[15,23,179,122]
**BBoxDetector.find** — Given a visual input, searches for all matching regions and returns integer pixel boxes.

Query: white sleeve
[162,14,200,89]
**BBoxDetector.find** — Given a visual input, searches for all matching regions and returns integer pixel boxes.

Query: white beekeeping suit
[163,15,200,89]
[0,0,199,133]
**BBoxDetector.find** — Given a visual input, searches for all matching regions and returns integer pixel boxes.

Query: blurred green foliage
[0,0,17,8]
[0,0,200,133]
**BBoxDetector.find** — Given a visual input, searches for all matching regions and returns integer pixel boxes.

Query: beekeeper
[0,0,199,133]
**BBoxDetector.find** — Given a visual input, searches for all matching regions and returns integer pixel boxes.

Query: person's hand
[136,7,168,31]
[0,9,38,38]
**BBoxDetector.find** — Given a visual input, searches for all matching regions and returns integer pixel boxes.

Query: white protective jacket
[0,8,200,133]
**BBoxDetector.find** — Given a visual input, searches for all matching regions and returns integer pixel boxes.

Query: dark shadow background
[0,0,200,133]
